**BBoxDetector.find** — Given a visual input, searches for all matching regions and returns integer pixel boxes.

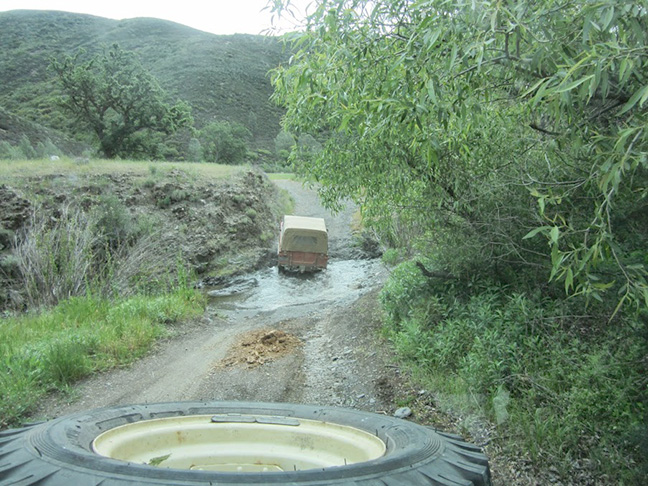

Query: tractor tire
[0,401,491,485]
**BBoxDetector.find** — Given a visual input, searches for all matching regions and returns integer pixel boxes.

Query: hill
[0,10,290,152]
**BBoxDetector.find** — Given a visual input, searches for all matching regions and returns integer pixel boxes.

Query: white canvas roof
[283,215,327,233]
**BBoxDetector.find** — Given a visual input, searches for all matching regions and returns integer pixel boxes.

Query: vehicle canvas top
[282,215,327,233]
[281,216,328,254]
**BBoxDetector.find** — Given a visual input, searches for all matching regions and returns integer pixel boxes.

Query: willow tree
[51,44,192,159]
[272,0,648,312]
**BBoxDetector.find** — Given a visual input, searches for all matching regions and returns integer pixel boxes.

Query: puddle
[206,259,386,321]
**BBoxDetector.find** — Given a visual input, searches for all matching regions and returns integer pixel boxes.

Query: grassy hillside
[0,106,87,155]
[0,10,289,151]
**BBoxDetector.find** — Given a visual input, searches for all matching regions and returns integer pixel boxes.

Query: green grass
[0,288,205,428]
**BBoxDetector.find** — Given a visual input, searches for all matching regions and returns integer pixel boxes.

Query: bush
[34,139,62,159]
[187,137,203,162]
[274,131,295,158]
[92,195,137,250]
[379,259,438,328]
[18,136,36,159]
[199,121,251,164]
[0,141,26,160]
[380,260,648,482]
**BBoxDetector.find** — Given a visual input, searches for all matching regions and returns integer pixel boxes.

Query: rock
[394,407,412,419]
[0,185,31,231]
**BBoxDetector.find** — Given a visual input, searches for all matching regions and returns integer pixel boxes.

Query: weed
[232,193,246,206]
[157,195,172,209]
[260,230,274,243]
[92,195,137,250]
[170,189,190,203]
[140,176,156,188]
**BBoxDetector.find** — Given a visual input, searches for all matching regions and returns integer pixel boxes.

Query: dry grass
[0,158,240,183]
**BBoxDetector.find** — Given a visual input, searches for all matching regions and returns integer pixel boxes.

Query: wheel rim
[92,414,386,472]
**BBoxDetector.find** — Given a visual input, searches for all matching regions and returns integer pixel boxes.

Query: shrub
[34,139,62,159]
[0,142,26,160]
[381,248,401,266]
[187,137,203,162]
[274,131,295,157]
[381,262,648,481]
[92,195,137,250]
[199,121,251,164]
[379,259,437,328]
[18,136,36,159]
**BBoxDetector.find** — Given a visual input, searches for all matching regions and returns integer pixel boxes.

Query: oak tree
[51,44,192,159]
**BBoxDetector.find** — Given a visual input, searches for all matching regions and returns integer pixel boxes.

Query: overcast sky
[0,0,312,35]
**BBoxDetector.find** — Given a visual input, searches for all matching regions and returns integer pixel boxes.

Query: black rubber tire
[0,401,491,485]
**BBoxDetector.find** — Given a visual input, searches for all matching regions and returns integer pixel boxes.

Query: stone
[394,407,412,419]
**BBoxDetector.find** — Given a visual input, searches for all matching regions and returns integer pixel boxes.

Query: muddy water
[208,259,387,322]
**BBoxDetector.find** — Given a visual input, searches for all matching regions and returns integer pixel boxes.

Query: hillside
[0,106,87,155]
[0,10,289,151]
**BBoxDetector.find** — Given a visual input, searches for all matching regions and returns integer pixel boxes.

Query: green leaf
[426,79,437,104]
[550,226,560,244]
[148,454,171,466]
[618,85,648,115]
[640,85,648,107]
[565,267,574,292]
[600,6,615,30]
[522,226,549,240]
[555,75,594,93]
[521,77,549,98]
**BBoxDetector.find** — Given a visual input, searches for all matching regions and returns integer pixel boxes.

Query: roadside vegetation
[0,286,203,428]
[0,158,286,427]
[272,0,647,483]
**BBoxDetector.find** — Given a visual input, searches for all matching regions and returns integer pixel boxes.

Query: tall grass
[10,193,189,309]
[380,260,648,484]
[15,204,97,308]
[0,289,205,428]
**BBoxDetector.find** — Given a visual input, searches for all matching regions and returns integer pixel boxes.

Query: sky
[0,0,312,35]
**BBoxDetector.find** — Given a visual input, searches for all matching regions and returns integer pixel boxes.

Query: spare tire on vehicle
[0,401,491,485]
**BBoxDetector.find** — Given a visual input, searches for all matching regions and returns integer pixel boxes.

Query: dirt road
[34,179,404,419]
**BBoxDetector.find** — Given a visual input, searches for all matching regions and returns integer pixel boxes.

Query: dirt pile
[219,328,302,368]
